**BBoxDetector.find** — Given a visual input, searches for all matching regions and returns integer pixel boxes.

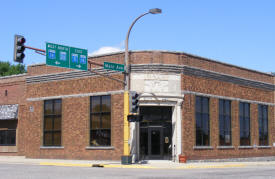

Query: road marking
[40,162,92,167]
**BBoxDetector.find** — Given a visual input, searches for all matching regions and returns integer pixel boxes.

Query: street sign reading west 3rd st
[103,61,125,72]
[46,42,88,71]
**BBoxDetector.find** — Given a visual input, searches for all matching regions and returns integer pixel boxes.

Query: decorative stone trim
[183,90,274,106]
[217,146,234,149]
[193,146,213,150]
[26,69,121,84]
[40,146,64,149]
[131,64,274,91]
[257,146,272,149]
[238,146,253,149]
[85,146,115,150]
[27,90,124,101]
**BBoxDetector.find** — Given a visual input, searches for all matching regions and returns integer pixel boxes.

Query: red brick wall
[27,64,73,76]
[0,75,26,105]
[24,94,124,160]
[23,73,124,160]
[89,51,273,84]
[182,74,273,103]
[0,75,26,156]
[181,74,275,160]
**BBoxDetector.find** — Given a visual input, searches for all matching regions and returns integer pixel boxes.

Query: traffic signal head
[129,91,140,114]
[127,114,143,122]
[14,35,26,63]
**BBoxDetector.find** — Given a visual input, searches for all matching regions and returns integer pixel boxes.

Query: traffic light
[129,91,140,114]
[127,114,143,122]
[14,35,26,63]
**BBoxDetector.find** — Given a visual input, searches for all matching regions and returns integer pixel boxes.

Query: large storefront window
[239,102,250,146]
[43,99,62,146]
[219,99,231,146]
[258,105,268,146]
[195,96,210,146]
[90,95,111,146]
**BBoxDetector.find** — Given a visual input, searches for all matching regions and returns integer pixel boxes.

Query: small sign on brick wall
[29,106,34,112]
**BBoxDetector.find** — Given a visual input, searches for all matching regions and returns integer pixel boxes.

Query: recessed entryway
[139,106,172,160]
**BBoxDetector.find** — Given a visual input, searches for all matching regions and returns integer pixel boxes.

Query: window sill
[40,146,64,149]
[217,146,234,149]
[193,146,213,150]
[238,146,253,149]
[86,146,115,150]
[257,145,272,149]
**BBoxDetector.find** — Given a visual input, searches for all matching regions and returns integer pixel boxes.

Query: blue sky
[1,0,274,73]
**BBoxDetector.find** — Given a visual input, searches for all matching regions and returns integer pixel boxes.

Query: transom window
[90,95,111,146]
[239,102,250,146]
[258,105,268,146]
[195,96,210,146]
[219,99,231,146]
[43,99,62,146]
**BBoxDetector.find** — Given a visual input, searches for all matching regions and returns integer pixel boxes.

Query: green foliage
[0,61,26,76]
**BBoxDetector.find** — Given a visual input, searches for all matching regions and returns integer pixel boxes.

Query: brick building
[0,50,274,161]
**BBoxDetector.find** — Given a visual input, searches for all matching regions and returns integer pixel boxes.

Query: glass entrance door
[139,106,172,160]
[148,127,163,158]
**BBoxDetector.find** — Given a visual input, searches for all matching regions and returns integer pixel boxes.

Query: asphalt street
[0,163,275,179]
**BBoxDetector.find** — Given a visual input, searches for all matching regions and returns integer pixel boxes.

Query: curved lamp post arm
[124,12,150,90]
[125,12,150,57]
[124,8,162,91]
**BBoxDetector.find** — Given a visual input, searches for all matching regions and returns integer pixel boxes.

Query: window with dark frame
[0,129,16,146]
[258,105,268,146]
[239,102,250,146]
[90,95,111,146]
[219,99,231,146]
[43,99,62,146]
[195,96,210,146]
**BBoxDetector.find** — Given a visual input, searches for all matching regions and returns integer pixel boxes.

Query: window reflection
[195,96,209,146]
[239,102,250,146]
[43,99,62,146]
[90,95,111,146]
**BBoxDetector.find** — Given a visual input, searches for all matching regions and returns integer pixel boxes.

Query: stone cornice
[131,64,274,91]
[26,64,274,91]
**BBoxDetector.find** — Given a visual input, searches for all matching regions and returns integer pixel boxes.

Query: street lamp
[124,8,162,90]
[122,8,162,165]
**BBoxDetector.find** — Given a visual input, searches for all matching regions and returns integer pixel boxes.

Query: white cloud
[89,46,123,56]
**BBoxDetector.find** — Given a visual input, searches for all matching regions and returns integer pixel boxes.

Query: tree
[0,61,26,76]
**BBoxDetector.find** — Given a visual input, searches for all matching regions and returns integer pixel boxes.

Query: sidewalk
[0,156,275,169]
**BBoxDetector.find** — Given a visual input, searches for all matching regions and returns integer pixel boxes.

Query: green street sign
[69,47,88,71]
[103,62,125,72]
[46,42,88,71]
[46,43,70,69]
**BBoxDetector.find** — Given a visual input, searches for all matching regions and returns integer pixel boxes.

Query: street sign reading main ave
[46,42,88,71]
[103,61,125,72]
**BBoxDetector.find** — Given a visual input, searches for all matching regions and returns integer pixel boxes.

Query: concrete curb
[40,162,93,167]
[1,156,274,170]
[39,162,260,169]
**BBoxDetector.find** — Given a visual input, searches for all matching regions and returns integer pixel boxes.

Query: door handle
[165,137,169,144]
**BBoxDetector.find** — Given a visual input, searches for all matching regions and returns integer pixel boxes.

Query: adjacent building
[0,50,274,161]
